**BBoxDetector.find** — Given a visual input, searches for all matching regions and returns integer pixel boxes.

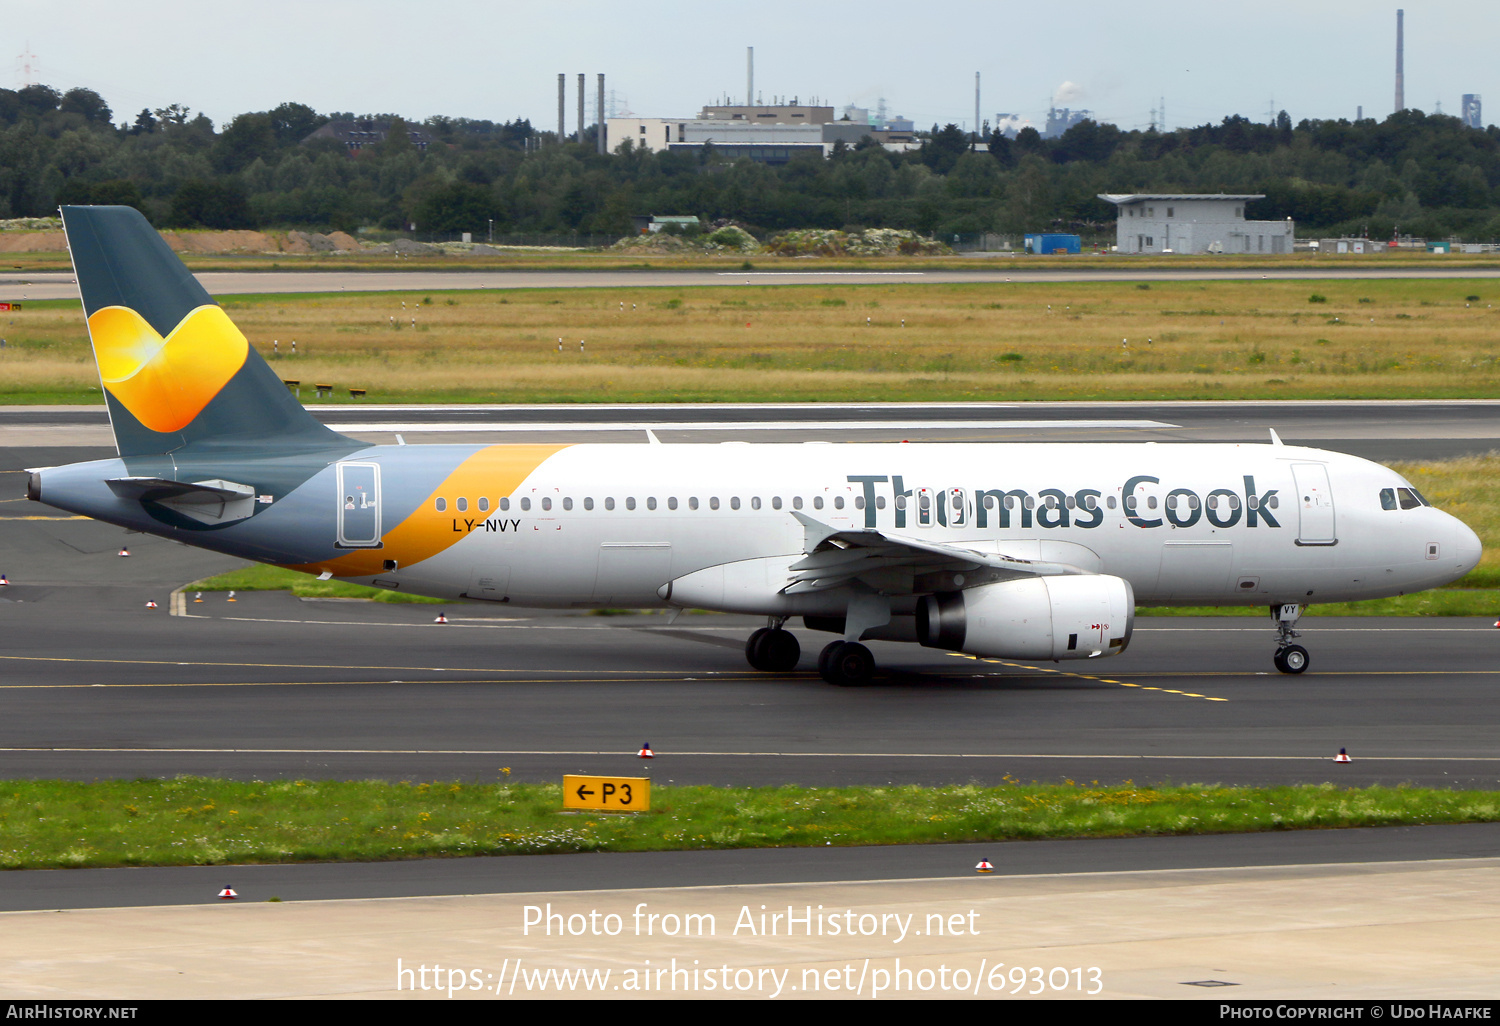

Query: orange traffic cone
[194,592,203,603]
[638,742,654,759]
[434,613,448,624]
[226,590,236,602]
[976,859,994,873]
[218,886,237,900]
[1334,748,1352,763]
[145,600,158,609]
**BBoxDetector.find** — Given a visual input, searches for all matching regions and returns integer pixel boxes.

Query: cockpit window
[1380,488,1397,511]
[1409,488,1430,507]
[1396,487,1421,510]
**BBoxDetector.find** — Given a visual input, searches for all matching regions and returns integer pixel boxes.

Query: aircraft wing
[783,511,1090,595]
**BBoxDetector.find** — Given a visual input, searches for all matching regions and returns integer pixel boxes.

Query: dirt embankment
[0,229,362,254]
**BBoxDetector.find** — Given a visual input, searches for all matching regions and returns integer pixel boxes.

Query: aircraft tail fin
[61,205,346,457]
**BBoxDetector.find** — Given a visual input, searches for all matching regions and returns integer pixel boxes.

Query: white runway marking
[330,419,1178,433]
[0,747,1495,760]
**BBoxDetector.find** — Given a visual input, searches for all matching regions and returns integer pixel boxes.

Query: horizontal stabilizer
[105,476,259,524]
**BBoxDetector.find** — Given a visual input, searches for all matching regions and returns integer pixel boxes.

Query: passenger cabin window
[833,496,844,509]
[626,497,636,510]
[1380,488,1397,510]
[647,497,657,510]
[500,498,510,511]
[435,498,446,512]
[792,496,803,510]
[457,498,468,512]
[605,497,615,511]
[730,497,740,510]
[689,497,699,510]
[478,498,489,512]
[813,497,824,510]
[563,497,573,510]
[519,498,531,511]
[710,497,720,510]
[541,497,552,511]
[668,497,678,510]
[584,497,594,510]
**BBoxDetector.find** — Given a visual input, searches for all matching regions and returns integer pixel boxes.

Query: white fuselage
[361,441,1481,612]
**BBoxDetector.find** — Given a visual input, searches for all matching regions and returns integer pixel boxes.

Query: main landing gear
[817,641,875,687]
[745,621,800,673]
[743,621,877,686]
[1272,603,1310,674]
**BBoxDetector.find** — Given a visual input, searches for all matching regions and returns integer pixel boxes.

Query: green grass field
[6,277,1500,403]
[2,778,1495,870]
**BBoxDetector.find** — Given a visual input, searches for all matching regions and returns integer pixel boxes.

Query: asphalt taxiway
[5,398,1500,460]
[7,264,1500,302]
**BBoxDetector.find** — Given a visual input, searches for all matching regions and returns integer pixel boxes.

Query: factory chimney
[747,47,754,108]
[578,73,585,144]
[557,73,565,143]
[974,72,981,149]
[597,74,606,154]
[1395,9,1405,112]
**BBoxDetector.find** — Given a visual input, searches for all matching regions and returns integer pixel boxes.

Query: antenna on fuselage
[1268,428,1284,447]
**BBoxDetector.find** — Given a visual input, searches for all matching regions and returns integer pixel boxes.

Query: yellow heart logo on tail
[88,305,249,433]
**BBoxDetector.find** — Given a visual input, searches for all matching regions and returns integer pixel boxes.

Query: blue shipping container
[1024,233,1081,254]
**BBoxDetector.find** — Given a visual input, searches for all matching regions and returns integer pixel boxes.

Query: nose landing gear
[1272,603,1310,674]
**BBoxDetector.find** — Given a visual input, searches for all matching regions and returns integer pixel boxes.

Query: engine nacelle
[917,575,1134,660]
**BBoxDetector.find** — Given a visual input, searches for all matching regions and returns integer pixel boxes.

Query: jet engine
[916,575,1134,660]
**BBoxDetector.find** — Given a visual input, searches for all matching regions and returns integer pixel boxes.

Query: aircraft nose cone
[1452,517,1482,578]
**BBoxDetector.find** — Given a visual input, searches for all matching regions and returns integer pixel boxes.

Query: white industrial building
[1097,194,1295,255]
[605,115,880,164]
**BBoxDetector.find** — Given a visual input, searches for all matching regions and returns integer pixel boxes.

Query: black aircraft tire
[818,641,844,681]
[745,628,773,671]
[762,629,801,672]
[826,642,875,687]
[1280,644,1310,674]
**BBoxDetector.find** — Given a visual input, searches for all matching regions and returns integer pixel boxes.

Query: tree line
[4,82,1500,242]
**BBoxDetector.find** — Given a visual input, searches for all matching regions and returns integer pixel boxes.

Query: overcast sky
[10,0,1496,134]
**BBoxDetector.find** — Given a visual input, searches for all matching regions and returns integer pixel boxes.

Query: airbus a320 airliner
[27,206,1483,684]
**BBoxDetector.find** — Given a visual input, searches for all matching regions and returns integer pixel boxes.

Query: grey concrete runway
[5,399,1500,461]
[7,264,1500,302]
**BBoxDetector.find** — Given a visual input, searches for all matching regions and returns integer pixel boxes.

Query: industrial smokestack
[597,74,606,154]
[1395,9,1405,112]
[557,73,565,142]
[578,73,585,144]
[975,72,981,148]
[747,46,754,107]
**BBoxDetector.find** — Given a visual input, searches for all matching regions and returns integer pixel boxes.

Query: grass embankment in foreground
[3,778,1496,871]
[7,277,1500,403]
[187,562,444,603]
